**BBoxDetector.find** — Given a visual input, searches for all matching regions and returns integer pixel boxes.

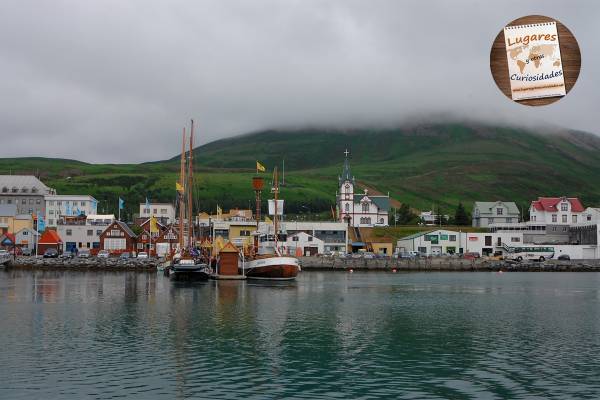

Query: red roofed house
[530,197,585,225]
[38,229,63,255]
[100,221,137,254]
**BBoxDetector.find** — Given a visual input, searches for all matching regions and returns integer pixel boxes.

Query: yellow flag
[217,205,222,216]
[150,215,159,233]
[176,182,184,193]
[264,216,272,224]
[256,161,266,172]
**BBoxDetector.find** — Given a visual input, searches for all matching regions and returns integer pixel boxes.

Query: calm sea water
[1,269,600,399]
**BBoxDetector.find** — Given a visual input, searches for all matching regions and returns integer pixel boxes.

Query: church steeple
[340,149,354,183]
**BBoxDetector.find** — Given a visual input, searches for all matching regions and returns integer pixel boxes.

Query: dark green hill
[1,122,599,219]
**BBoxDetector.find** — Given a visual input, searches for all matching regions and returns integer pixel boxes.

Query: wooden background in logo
[490,15,581,106]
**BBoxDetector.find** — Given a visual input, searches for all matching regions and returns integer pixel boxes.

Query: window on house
[23,231,28,236]
[552,226,557,231]
[49,219,54,225]
[36,199,40,204]
[345,204,349,212]
[66,229,72,236]
[562,227,567,232]
[572,215,577,223]
[110,229,120,236]
[362,203,369,212]
[29,199,33,204]
[587,215,592,221]
[496,208,503,215]
[49,210,54,215]
[505,218,511,223]
[449,235,456,241]
[7,199,12,204]
[81,201,86,206]
[153,208,157,214]
[561,203,568,211]
[292,237,299,242]
[552,215,557,223]
[57,201,62,206]
[87,230,93,236]
[308,236,313,242]
[22,199,26,204]
[161,208,167,214]
[562,215,567,223]
[96,230,102,236]
[511,237,520,242]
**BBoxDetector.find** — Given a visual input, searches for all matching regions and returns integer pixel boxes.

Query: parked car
[362,252,376,259]
[398,252,416,259]
[137,252,148,259]
[78,250,91,258]
[43,248,59,258]
[351,252,363,259]
[60,251,75,259]
[120,252,131,260]
[557,254,571,261]
[21,247,33,256]
[0,249,8,257]
[97,250,110,258]
[463,252,481,260]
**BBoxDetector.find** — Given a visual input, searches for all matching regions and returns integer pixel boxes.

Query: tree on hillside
[454,202,470,226]
[396,203,417,225]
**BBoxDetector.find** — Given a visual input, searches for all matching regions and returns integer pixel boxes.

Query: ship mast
[187,119,194,250]
[273,166,279,255]
[179,127,186,250]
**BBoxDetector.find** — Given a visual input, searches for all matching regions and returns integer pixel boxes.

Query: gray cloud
[0,0,598,163]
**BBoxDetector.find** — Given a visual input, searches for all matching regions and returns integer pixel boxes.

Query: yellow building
[220,221,257,247]
[371,242,394,255]
[0,204,33,235]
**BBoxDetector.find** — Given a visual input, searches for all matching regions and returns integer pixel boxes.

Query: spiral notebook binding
[505,21,556,29]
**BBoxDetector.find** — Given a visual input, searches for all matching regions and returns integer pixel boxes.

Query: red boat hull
[244,264,299,280]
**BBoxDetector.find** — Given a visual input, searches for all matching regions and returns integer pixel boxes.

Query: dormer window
[31,187,38,193]
[560,203,568,211]
[11,187,18,193]
[21,187,28,193]
[1,187,7,193]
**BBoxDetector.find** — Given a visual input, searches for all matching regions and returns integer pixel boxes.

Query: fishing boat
[169,119,211,281]
[242,167,300,280]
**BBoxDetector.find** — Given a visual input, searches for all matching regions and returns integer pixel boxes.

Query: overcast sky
[0,0,598,163]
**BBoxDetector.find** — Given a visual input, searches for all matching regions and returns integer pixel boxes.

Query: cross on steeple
[344,149,350,157]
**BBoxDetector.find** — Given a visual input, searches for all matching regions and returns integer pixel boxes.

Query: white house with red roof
[529,196,586,225]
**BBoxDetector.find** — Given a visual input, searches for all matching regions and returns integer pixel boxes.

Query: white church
[336,150,390,227]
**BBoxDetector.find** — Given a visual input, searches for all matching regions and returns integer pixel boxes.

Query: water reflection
[1,270,600,399]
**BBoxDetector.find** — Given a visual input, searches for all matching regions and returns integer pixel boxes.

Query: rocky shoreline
[4,256,600,273]
[4,256,158,271]
[298,256,600,272]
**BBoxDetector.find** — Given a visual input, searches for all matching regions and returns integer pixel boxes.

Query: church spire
[340,148,353,183]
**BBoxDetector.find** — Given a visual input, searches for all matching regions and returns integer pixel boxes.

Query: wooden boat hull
[243,256,300,280]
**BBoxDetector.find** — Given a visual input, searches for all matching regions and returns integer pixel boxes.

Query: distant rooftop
[0,175,54,195]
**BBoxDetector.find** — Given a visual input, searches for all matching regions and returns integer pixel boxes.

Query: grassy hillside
[1,122,599,220]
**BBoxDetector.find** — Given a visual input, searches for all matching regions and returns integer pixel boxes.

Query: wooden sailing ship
[169,119,211,281]
[242,167,300,280]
